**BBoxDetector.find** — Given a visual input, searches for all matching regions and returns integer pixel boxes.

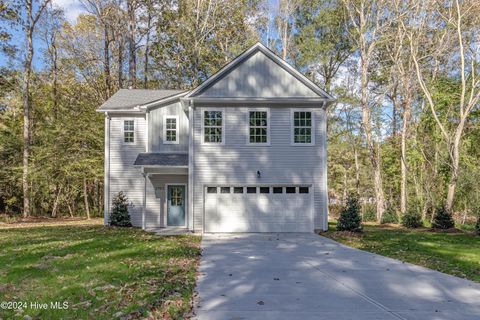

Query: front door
[167,185,186,226]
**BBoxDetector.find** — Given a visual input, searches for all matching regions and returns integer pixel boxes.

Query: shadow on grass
[0,225,201,319]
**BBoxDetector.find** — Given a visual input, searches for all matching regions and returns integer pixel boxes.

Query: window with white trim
[124,120,134,143]
[163,115,178,144]
[248,110,269,144]
[293,111,313,144]
[203,110,223,143]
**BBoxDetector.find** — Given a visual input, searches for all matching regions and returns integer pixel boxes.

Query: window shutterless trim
[246,107,270,145]
[290,109,315,146]
[163,115,179,144]
[122,119,135,144]
[201,107,225,145]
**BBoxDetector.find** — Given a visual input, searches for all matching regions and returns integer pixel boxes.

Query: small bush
[475,218,480,235]
[337,196,362,232]
[362,203,376,222]
[381,207,399,224]
[401,211,423,228]
[432,206,455,229]
[109,191,132,227]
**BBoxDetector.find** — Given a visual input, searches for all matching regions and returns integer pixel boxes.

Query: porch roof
[133,153,188,167]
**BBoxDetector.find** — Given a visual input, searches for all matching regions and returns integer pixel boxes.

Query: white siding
[192,105,327,232]
[197,51,318,98]
[148,101,189,153]
[108,114,146,227]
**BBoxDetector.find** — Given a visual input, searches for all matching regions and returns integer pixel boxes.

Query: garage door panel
[205,186,312,233]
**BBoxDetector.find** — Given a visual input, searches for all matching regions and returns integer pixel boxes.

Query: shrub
[109,191,132,227]
[475,218,480,235]
[362,203,376,222]
[337,196,362,232]
[431,206,455,229]
[401,211,423,228]
[381,207,399,224]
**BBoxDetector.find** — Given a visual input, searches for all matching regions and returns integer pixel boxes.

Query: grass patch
[0,222,201,319]
[321,221,480,283]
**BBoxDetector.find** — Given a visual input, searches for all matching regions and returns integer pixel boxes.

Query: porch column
[142,172,147,230]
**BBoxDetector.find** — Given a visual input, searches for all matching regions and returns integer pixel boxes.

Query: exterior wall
[148,101,189,153]
[192,105,327,232]
[107,114,146,227]
[145,174,188,229]
[197,51,318,98]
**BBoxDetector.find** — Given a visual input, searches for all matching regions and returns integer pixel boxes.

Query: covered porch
[134,153,190,232]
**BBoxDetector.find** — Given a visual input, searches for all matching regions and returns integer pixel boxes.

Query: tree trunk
[400,99,411,215]
[51,185,63,218]
[360,55,385,222]
[22,4,35,219]
[446,134,461,212]
[84,178,91,220]
[118,37,124,88]
[127,0,136,88]
[143,11,151,89]
[104,27,111,98]
[353,146,360,194]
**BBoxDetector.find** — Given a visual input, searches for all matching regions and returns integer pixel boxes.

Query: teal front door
[167,185,186,226]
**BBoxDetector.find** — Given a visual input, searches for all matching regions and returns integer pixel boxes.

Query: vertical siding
[192,105,327,232]
[148,101,189,153]
[145,174,188,229]
[108,114,146,227]
[197,51,317,98]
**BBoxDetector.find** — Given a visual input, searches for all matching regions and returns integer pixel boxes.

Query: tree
[275,0,301,60]
[337,195,362,232]
[404,0,480,211]
[109,191,132,227]
[20,0,50,218]
[342,0,391,222]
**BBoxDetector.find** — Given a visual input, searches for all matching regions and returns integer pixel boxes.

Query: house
[97,42,334,233]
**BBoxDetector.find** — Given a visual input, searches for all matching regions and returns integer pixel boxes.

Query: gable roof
[185,42,335,101]
[97,89,185,112]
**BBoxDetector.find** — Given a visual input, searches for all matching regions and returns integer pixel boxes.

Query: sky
[52,0,86,22]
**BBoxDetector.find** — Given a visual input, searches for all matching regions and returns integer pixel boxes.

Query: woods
[0,0,478,226]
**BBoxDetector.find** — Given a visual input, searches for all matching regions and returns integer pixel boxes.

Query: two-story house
[97,43,334,233]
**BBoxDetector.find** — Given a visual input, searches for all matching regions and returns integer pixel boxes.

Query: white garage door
[204,186,313,232]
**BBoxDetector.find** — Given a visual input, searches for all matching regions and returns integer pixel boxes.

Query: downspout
[187,99,195,232]
[104,112,111,225]
[142,170,147,230]
[145,110,149,152]
[322,101,329,231]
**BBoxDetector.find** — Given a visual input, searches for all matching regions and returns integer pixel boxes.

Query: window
[170,187,183,206]
[207,187,217,194]
[292,111,314,144]
[220,187,231,194]
[163,115,179,144]
[233,187,244,194]
[203,109,224,144]
[299,187,309,194]
[259,187,270,194]
[248,110,269,144]
[246,187,257,194]
[286,187,296,194]
[124,120,134,143]
[273,187,283,194]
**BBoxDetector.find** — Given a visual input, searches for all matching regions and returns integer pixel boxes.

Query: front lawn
[0,221,201,319]
[322,222,480,283]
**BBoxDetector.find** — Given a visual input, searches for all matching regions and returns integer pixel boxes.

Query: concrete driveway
[193,233,480,320]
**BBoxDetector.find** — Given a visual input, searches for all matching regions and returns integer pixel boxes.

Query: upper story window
[202,109,224,144]
[163,115,179,144]
[248,109,270,144]
[292,110,314,145]
[124,120,134,143]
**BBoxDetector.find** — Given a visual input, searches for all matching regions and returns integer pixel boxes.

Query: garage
[204,185,313,232]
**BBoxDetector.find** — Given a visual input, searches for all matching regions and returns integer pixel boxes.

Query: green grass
[322,221,480,283]
[0,223,201,319]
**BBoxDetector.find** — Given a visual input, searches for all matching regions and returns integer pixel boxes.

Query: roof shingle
[133,153,188,166]
[97,89,186,111]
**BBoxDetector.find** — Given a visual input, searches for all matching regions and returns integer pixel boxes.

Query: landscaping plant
[337,196,362,232]
[431,205,455,229]
[475,217,480,235]
[401,211,423,228]
[109,191,132,227]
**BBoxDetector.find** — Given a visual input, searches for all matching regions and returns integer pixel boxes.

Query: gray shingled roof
[134,153,188,166]
[97,89,186,111]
